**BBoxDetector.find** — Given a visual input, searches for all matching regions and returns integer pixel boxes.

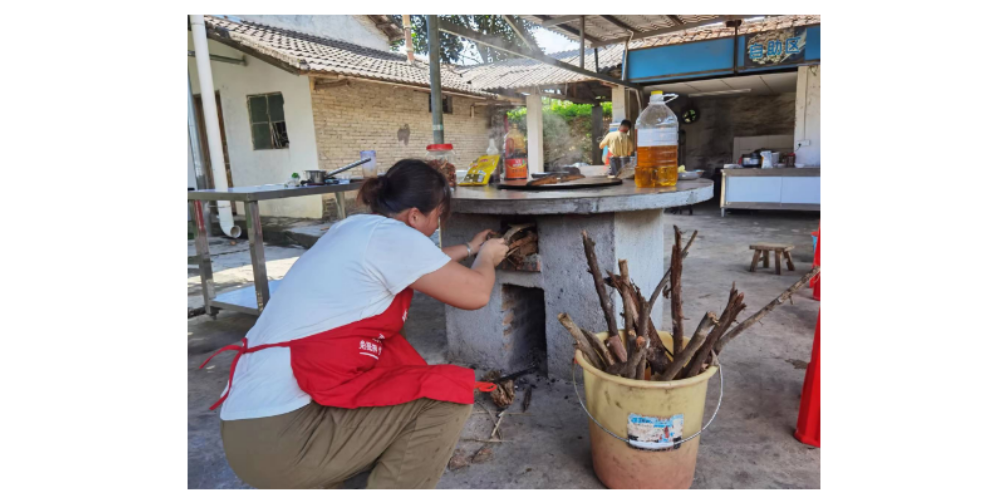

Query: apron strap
[199,338,291,411]
[475,381,498,393]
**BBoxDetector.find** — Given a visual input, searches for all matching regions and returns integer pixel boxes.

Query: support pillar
[611,85,627,123]
[526,93,544,173]
[591,104,603,165]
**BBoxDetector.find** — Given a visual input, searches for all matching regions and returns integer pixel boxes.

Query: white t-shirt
[219,214,451,421]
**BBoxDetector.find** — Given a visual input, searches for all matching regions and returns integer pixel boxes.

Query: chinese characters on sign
[745,27,807,67]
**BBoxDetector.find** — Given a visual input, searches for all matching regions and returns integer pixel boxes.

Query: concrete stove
[443,179,714,377]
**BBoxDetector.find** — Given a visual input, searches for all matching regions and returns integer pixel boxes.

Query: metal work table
[188,182,362,317]
[443,179,713,377]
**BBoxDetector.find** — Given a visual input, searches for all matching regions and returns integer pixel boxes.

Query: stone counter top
[452,179,713,215]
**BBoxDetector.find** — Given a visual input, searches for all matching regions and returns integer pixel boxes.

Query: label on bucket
[627,413,684,450]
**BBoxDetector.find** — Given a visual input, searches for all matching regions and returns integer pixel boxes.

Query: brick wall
[670,92,796,173]
[501,285,547,371]
[311,82,494,178]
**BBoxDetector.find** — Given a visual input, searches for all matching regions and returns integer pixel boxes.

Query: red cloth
[201,289,490,411]
[794,310,821,447]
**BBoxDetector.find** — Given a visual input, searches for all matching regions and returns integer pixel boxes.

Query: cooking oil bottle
[635,91,680,188]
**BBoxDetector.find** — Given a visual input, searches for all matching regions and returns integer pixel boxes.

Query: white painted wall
[794,65,821,167]
[238,15,390,52]
[187,36,321,218]
[187,129,196,189]
[526,94,544,174]
[611,85,627,123]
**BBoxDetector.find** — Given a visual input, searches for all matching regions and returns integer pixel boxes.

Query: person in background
[202,159,509,489]
[600,119,635,164]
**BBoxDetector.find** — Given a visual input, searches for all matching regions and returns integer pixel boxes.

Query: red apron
[201,289,495,410]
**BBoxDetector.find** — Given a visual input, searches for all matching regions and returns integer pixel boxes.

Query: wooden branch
[490,409,506,440]
[644,317,672,375]
[581,231,626,363]
[579,324,615,368]
[558,313,604,370]
[502,223,534,243]
[657,311,717,381]
[506,233,537,256]
[613,268,672,376]
[715,266,820,355]
[648,266,673,314]
[663,228,698,298]
[670,226,685,354]
[618,260,634,355]
[630,284,650,376]
[681,230,698,259]
[607,335,647,377]
[685,285,746,378]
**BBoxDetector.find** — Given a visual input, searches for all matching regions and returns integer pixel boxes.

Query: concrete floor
[187,201,820,489]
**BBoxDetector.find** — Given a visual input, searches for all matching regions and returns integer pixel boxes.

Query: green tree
[390,15,541,65]
[507,99,614,167]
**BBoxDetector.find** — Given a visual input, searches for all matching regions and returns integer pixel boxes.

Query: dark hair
[620,119,632,129]
[357,159,451,218]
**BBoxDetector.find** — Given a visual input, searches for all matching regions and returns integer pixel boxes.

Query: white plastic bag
[760,150,774,169]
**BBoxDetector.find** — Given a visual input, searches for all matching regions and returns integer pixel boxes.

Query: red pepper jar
[425,144,457,187]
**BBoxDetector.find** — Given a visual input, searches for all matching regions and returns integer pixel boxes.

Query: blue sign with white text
[744,27,808,68]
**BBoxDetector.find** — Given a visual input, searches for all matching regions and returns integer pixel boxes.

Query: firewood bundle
[560,227,820,381]
[490,223,539,271]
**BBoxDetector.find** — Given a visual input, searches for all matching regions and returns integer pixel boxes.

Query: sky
[394,25,579,64]
[532,27,578,54]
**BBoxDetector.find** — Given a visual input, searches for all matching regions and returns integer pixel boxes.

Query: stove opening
[501,284,547,374]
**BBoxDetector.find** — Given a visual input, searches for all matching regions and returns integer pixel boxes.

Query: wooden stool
[749,243,795,275]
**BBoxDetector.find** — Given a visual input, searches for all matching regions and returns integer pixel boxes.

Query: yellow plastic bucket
[574,331,722,489]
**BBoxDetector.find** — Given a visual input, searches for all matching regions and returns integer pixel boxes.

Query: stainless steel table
[188,182,362,317]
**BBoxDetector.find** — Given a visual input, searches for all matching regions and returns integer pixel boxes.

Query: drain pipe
[188,71,214,233]
[187,72,207,190]
[190,14,241,238]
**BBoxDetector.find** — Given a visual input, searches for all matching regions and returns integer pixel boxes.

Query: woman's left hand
[468,229,493,252]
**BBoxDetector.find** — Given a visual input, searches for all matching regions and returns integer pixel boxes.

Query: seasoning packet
[459,155,501,186]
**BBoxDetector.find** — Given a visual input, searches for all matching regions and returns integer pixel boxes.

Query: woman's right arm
[411,238,508,310]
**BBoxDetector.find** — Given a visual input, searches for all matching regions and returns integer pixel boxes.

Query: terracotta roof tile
[202,16,494,97]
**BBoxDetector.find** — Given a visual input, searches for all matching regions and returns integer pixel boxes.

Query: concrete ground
[187,200,820,489]
[187,237,303,313]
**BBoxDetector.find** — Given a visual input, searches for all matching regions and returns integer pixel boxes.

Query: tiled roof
[201,16,495,98]
[455,44,625,91]
[632,15,820,49]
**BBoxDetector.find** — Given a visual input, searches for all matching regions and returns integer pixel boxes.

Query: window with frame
[428,94,453,114]
[247,93,289,150]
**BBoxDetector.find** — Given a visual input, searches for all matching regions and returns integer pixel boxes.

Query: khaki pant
[221,399,472,489]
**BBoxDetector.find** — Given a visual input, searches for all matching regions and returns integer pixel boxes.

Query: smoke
[542,112,590,169]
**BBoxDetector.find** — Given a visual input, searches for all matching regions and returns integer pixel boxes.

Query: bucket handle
[571,352,724,449]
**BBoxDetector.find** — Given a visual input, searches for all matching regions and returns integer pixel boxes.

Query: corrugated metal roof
[201,16,495,98]
[519,15,728,46]
[456,15,819,91]
[455,44,624,92]
[632,15,820,49]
